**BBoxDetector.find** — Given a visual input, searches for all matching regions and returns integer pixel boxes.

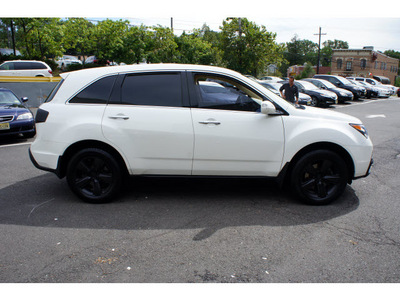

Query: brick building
[287,65,331,77]
[331,46,399,84]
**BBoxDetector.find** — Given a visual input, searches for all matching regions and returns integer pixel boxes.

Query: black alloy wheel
[66,148,122,203]
[291,150,348,205]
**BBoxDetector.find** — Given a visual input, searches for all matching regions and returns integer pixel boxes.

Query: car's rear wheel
[290,150,349,205]
[66,148,122,203]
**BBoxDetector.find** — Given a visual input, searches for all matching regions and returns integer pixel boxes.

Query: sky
[4,0,400,52]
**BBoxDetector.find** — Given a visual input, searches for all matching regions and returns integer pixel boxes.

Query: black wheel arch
[279,142,355,187]
[56,140,129,179]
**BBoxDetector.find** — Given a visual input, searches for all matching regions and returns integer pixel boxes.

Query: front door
[189,73,285,176]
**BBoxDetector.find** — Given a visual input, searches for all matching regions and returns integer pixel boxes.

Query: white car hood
[288,105,361,123]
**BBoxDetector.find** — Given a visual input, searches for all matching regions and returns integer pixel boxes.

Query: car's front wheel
[310,96,318,107]
[66,148,122,203]
[290,150,349,205]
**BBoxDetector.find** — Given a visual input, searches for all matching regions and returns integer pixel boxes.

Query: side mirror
[261,101,277,115]
[21,97,29,102]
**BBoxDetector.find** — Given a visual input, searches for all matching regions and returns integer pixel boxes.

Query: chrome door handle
[109,114,129,120]
[199,121,221,125]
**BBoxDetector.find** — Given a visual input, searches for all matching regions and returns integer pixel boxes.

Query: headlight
[350,123,368,138]
[17,112,33,120]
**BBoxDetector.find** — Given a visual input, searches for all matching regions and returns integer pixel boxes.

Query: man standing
[279,76,299,105]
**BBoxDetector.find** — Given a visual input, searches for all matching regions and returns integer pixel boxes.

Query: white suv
[0,60,53,77]
[29,64,373,205]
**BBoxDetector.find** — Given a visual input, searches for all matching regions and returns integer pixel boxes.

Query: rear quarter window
[31,62,47,69]
[69,75,117,104]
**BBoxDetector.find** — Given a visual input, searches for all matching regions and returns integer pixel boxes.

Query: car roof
[61,63,240,78]
[55,64,258,103]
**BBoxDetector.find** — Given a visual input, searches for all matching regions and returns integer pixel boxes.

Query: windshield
[299,81,319,90]
[318,79,336,89]
[0,90,21,105]
[259,82,281,91]
[336,76,353,85]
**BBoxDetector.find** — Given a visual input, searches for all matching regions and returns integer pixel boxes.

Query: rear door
[102,72,194,175]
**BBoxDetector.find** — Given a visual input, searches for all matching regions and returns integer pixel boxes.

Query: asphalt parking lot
[1,97,400,284]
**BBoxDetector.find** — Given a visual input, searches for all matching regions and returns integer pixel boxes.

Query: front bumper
[353,158,373,180]
[0,119,35,137]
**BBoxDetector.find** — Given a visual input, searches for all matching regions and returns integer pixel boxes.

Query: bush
[66,64,84,72]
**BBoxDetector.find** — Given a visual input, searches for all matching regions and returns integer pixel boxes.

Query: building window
[360,59,367,69]
[346,61,352,71]
[337,59,343,69]
[375,61,378,69]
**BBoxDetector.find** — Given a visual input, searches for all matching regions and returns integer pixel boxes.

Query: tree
[285,35,319,66]
[144,26,178,63]
[220,18,284,76]
[321,39,349,66]
[175,31,222,65]
[91,19,128,63]
[63,18,96,63]
[119,25,147,64]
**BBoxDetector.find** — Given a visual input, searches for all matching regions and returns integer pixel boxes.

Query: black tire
[310,96,318,107]
[290,150,349,205]
[66,148,122,203]
[23,131,36,139]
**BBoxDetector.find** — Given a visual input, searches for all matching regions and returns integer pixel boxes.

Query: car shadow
[0,136,30,146]
[0,174,359,241]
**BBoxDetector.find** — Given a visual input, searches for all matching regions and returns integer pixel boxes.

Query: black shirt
[279,83,299,102]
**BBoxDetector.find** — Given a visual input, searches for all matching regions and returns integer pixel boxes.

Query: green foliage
[219,18,284,76]
[175,31,222,65]
[300,62,315,79]
[0,17,353,78]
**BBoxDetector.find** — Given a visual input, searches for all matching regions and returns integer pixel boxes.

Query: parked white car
[0,60,53,77]
[29,64,373,205]
[347,77,396,96]
[56,55,82,71]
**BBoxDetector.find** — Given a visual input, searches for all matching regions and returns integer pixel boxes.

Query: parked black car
[285,80,338,107]
[313,74,366,99]
[302,78,354,103]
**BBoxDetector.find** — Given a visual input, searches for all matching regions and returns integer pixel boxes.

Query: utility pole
[314,27,327,74]
[10,19,16,56]
[171,17,173,34]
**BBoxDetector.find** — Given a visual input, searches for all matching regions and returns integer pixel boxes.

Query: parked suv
[0,60,53,77]
[29,64,373,205]
[313,74,366,99]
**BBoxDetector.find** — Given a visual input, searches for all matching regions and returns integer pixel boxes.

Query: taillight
[35,108,49,123]
[48,70,53,74]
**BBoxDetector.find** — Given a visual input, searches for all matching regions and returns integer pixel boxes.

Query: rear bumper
[29,147,62,178]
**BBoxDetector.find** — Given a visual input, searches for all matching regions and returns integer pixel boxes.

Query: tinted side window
[14,62,32,70]
[121,73,182,107]
[194,74,261,112]
[69,75,117,104]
